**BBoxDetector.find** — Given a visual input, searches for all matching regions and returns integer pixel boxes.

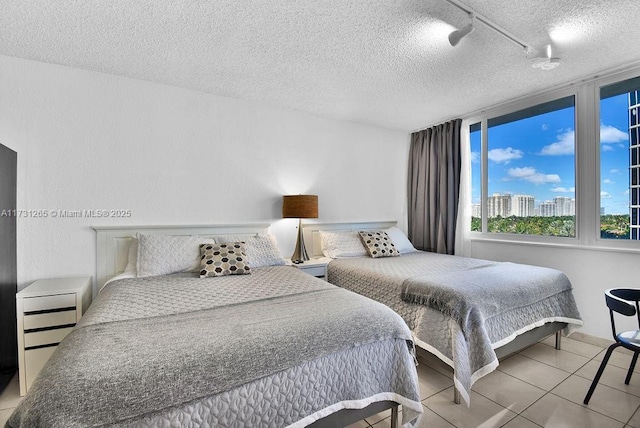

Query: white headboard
[92,223,270,297]
[302,221,397,258]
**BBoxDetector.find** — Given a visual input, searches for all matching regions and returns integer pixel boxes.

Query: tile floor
[0,336,638,427]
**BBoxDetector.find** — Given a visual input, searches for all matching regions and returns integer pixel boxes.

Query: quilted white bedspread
[327,252,583,406]
[8,267,422,427]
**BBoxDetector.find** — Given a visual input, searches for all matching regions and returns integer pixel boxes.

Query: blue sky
[471,94,630,215]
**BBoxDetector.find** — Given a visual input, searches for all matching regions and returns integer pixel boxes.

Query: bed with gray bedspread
[327,252,583,406]
[7,266,422,428]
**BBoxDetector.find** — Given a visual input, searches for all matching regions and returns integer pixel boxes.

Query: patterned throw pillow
[199,242,251,277]
[358,231,400,258]
[213,234,286,268]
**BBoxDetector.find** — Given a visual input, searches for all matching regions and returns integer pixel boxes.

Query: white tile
[416,363,454,400]
[0,407,15,426]
[521,394,624,428]
[0,375,22,411]
[568,332,613,349]
[552,375,640,423]
[497,354,571,391]
[373,406,454,428]
[541,335,604,359]
[471,369,546,413]
[627,406,640,427]
[575,359,640,397]
[500,415,543,428]
[594,348,640,374]
[417,352,454,380]
[424,387,517,428]
[346,419,371,428]
[518,343,590,373]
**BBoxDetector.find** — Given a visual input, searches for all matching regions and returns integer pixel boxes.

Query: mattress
[327,252,583,405]
[8,266,422,427]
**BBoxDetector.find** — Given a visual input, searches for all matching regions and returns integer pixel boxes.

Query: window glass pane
[486,96,576,237]
[600,76,640,240]
[470,122,482,232]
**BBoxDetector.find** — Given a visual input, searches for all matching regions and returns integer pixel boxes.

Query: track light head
[448,14,475,47]
[525,44,561,70]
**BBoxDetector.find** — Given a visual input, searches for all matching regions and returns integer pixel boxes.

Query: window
[471,97,576,237]
[470,122,482,232]
[468,68,640,249]
[599,76,640,240]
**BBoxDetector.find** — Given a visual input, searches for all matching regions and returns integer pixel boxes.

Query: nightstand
[288,257,331,279]
[16,276,92,395]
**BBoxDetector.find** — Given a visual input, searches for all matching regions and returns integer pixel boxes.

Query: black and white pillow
[199,242,251,277]
[358,231,400,258]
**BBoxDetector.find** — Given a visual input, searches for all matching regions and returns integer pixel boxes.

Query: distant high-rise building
[554,197,575,216]
[487,193,511,218]
[539,201,556,217]
[630,90,640,240]
[471,204,482,218]
[512,195,535,217]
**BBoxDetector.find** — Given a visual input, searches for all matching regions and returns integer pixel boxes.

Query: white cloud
[603,179,614,184]
[550,186,575,193]
[488,147,523,164]
[539,130,575,155]
[507,167,561,184]
[610,169,621,174]
[601,191,612,199]
[470,151,479,163]
[541,123,549,131]
[602,145,614,152]
[600,124,627,143]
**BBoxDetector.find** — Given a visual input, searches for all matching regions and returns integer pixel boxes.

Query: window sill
[470,234,640,255]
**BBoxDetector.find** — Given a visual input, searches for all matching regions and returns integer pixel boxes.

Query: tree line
[471,214,630,239]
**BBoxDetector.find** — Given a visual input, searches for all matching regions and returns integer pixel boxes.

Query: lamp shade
[282,195,318,219]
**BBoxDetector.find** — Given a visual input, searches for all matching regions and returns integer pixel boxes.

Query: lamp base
[290,218,309,264]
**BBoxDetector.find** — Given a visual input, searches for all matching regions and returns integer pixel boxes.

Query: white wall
[470,239,640,340]
[0,55,409,290]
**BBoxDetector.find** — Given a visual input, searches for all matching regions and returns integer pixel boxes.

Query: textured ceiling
[1,0,639,131]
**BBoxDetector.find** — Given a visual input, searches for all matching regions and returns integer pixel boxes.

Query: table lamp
[282,195,318,263]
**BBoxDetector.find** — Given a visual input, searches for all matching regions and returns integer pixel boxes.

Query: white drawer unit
[16,276,92,395]
[288,257,331,280]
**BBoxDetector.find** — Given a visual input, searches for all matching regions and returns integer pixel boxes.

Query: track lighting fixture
[448,13,475,46]
[525,44,561,70]
[443,0,560,70]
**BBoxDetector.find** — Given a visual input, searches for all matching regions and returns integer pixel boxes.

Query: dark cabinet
[0,143,17,393]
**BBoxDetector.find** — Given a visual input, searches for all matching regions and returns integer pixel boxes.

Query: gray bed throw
[327,252,583,406]
[8,270,419,427]
[401,262,574,339]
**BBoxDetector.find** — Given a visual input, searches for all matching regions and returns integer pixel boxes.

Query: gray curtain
[408,119,461,255]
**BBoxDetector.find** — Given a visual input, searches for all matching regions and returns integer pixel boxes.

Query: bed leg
[555,331,562,350]
[390,405,399,428]
[453,386,461,404]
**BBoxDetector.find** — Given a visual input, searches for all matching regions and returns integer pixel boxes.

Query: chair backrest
[606,289,639,317]
[605,288,640,340]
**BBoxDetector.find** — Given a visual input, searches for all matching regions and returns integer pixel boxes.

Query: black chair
[584,288,640,404]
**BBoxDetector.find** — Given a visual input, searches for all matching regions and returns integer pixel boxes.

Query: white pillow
[214,233,286,268]
[136,234,216,278]
[385,227,417,253]
[124,238,138,274]
[319,230,367,258]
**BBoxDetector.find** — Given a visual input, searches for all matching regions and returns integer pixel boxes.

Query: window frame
[467,86,581,245]
[466,64,640,252]
[593,69,640,251]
